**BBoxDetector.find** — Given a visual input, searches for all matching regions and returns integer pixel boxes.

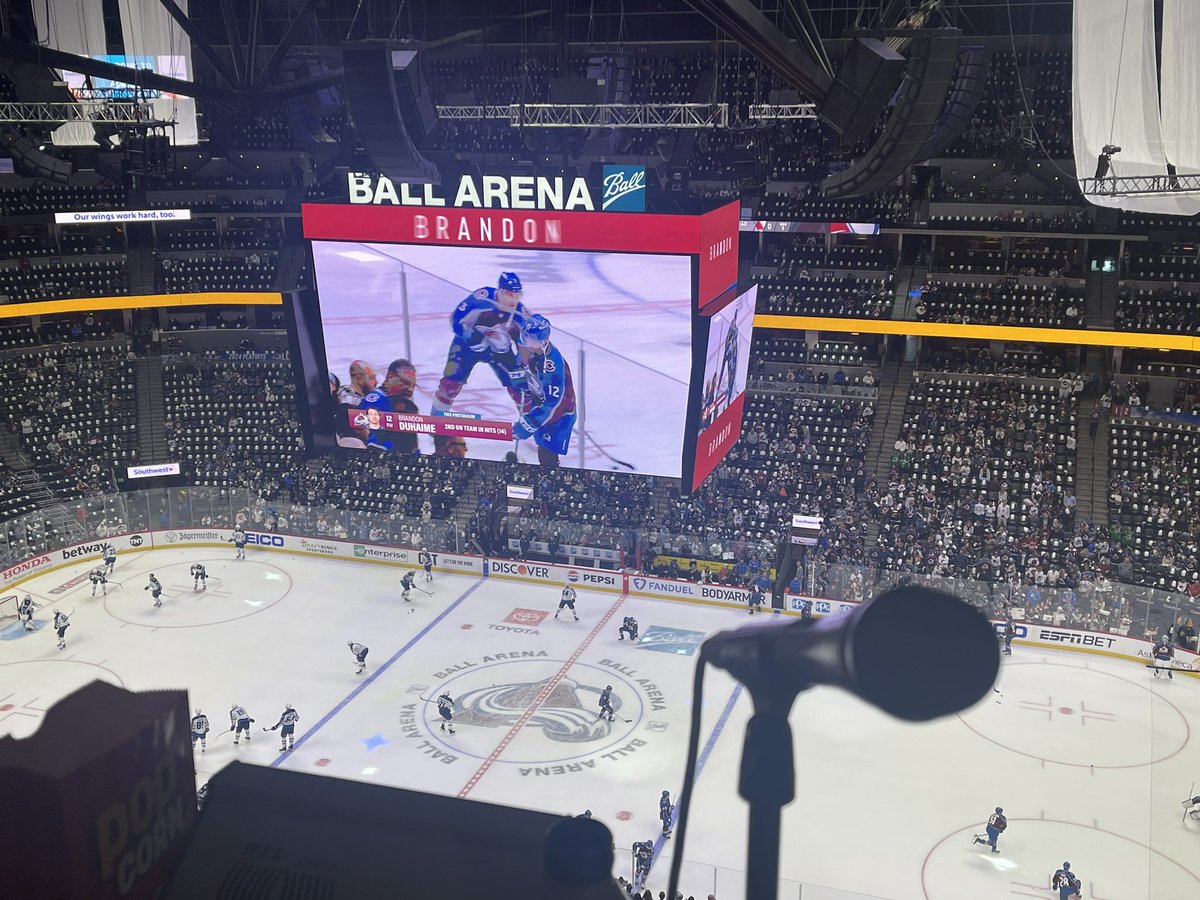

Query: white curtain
[1161,0,1200,172]
[1072,0,1200,214]
[33,0,107,145]
[117,0,198,144]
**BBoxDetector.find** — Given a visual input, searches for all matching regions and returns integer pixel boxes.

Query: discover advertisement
[486,559,622,592]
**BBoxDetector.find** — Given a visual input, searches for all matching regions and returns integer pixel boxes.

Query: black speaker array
[0,126,72,182]
[915,46,990,161]
[820,32,961,199]
[340,41,439,183]
[817,38,907,142]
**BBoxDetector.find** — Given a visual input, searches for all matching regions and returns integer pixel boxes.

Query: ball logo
[601,165,646,212]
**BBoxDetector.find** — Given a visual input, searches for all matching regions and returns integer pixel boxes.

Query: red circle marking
[314,758,331,767]
[920,817,1200,898]
[958,662,1191,769]
[616,811,632,821]
[102,560,293,628]
[0,704,13,712]
[461,624,473,629]
[1058,706,1075,715]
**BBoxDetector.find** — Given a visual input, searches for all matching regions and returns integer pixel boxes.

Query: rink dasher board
[5,533,1197,676]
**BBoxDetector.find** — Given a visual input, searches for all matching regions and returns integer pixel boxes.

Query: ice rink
[312,241,694,474]
[4,547,1200,899]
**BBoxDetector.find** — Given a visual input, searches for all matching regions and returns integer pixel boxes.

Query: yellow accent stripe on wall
[752,315,1200,351]
[0,291,284,320]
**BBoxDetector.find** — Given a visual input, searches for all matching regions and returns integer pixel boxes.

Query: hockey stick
[583,429,636,470]
[413,585,433,596]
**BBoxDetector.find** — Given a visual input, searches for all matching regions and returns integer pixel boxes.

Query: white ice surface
[3,548,1200,899]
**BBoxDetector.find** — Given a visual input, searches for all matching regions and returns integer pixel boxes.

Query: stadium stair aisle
[1073,394,1110,529]
[135,353,168,465]
[864,361,915,546]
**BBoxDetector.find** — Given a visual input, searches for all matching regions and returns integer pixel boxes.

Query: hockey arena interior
[3,1,1200,898]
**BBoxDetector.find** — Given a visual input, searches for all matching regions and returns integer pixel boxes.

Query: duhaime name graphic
[348,173,596,210]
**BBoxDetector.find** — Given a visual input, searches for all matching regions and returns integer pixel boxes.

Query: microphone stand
[738,673,807,900]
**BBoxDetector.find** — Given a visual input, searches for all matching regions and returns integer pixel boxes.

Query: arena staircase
[134,353,168,465]
[0,431,54,506]
[863,361,916,544]
[1072,395,1109,530]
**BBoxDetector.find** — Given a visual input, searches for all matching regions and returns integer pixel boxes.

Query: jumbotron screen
[690,284,757,490]
[312,242,694,477]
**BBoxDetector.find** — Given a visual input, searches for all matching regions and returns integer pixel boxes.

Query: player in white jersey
[191,709,210,753]
[229,704,253,745]
[89,567,108,596]
[436,692,456,734]
[268,703,300,751]
[145,574,163,607]
[231,529,246,559]
[348,641,369,675]
[418,549,434,582]
[555,586,579,621]
[103,544,117,574]
[19,594,36,632]
[52,610,70,649]
[190,563,208,591]
[401,570,416,601]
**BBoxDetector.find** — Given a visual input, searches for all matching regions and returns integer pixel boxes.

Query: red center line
[457,593,626,799]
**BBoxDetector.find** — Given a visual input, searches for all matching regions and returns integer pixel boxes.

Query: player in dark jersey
[1051,862,1081,899]
[618,616,639,641]
[1152,635,1175,678]
[358,358,421,453]
[659,790,674,837]
[632,840,653,887]
[512,314,577,467]
[436,692,456,734]
[431,272,532,415]
[972,806,1007,853]
[268,703,299,752]
[748,586,766,615]
[719,308,740,409]
[597,685,615,722]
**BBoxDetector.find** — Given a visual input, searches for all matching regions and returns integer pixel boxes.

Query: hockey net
[0,595,19,621]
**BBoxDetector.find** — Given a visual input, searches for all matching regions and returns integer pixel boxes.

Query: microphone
[702,585,1000,720]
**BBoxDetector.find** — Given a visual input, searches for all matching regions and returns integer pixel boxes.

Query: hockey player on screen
[511,314,577,468]
[719,307,740,410]
[431,272,533,416]
[358,359,420,453]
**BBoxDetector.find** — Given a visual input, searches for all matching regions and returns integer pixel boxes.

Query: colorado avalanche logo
[454,676,621,742]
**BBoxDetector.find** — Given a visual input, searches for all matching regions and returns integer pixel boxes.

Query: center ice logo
[454,677,620,742]
[601,166,646,211]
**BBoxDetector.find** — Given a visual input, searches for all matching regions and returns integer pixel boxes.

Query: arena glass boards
[302,202,739,478]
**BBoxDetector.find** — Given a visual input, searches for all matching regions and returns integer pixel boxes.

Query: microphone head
[847,585,1000,721]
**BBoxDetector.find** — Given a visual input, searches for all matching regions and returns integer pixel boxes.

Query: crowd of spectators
[914,277,1085,327]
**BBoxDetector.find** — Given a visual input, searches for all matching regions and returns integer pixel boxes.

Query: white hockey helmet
[195,708,202,716]
[286,702,293,710]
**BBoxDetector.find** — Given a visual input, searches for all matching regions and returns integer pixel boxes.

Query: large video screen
[690,284,757,490]
[312,242,693,477]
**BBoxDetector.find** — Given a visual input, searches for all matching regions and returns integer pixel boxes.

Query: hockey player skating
[1152,635,1175,679]
[598,685,615,723]
[431,272,532,417]
[19,594,36,632]
[89,567,108,597]
[191,709,210,753]
[510,314,578,468]
[266,703,299,752]
[401,570,416,602]
[659,790,674,838]
[229,704,253,745]
[618,616,639,641]
[748,586,766,615]
[418,549,434,582]
[102,543,117,574]
[1051,862,1082,899]
[190,563,208,591]
[231,529,246,560]
[556,585,579,621]
[348,641,369,675]
[972,807,1007,853]
[718,307,741,411]
[52,609,70,650]
[144,574,163,607]
[1002,615,1017,656]
[632,840,653,888]
[436,692,456,734]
